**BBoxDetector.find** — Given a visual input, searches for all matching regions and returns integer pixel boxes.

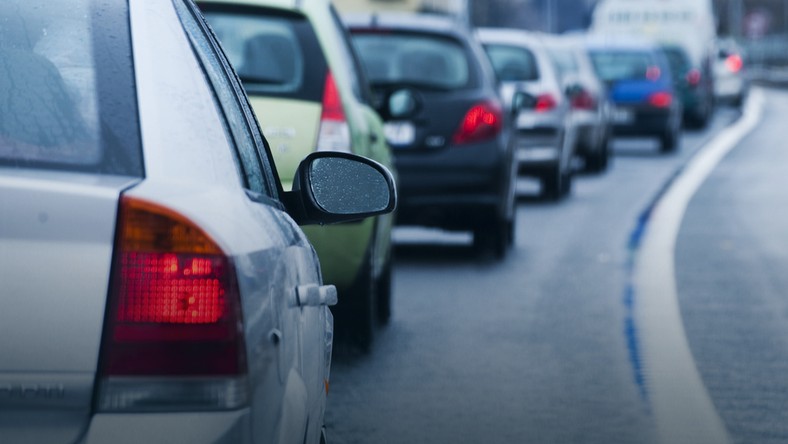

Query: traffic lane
[325,108,738,444]
[676,88,788,443]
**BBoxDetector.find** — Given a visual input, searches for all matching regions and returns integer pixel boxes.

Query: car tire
[542,165,563,201]
[660,126,679,153]
[473,213,507,260]
[375,254,393,325]
[346,252,376,353]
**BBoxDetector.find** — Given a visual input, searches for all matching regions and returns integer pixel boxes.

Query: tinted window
[484,44,540,81]
[201,6,327,103]
[661,46,691,75]
[0,0,141,176]
[352,32,472,90]
[590,50,659,82]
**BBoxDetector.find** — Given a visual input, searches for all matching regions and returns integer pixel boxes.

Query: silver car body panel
[0,0,330,443]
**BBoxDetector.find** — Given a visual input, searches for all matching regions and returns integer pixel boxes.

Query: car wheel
[542,165,563,201]
[346,253,376,352]
[585,134,610,173]
[660,126,679,153]
[473,214,507,260]
[561,168,573,197]
[375,254,393,325]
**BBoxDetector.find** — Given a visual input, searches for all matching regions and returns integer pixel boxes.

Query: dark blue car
[587,39,683,153]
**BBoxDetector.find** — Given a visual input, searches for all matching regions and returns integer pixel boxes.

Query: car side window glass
[173,0,280,200]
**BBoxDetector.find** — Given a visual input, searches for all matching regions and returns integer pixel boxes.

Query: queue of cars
[0,0,750,443]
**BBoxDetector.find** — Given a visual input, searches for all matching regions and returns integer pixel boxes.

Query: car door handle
[293,284,338,307]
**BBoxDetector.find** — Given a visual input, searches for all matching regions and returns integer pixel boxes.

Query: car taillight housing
[686,69,701,87]
[648,91,673,108]
[725,54,743,73]
[98,196,248,412]
[317,71,351,153]
[534,94,557,113]
[570,90,596,110]
[452,100,503,145]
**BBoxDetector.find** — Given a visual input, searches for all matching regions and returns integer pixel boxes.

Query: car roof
[475,27,549,48]
[343,12,469,38]
[198,0,320,11]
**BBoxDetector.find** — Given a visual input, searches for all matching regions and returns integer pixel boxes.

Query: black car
[344,13,517,258]
[660,44,715,129]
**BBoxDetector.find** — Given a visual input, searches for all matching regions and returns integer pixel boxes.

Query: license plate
[612,108,634,124]
[383,121,415,146]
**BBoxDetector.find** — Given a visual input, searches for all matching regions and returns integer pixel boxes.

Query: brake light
[98,196,247,411]
[686,69,701,87]
[535,94,557,113]
[570,90,596,110]
[317,71,351,153]
[452,100,503,144]
[725,54,743,73]
[648,91,673,108]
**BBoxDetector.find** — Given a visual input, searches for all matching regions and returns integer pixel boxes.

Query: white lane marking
[635,88,764,444]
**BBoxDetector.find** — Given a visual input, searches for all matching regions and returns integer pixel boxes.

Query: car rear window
[0,0,142,176]
[661,46,691,74]
[351,32,472,90]
[589,50,659,82]
[201,7,327,102]
[483,44,540,81]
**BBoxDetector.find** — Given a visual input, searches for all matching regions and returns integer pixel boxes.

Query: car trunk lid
[0,169,137,443]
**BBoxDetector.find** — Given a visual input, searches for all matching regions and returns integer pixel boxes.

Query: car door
[172,1,332,442]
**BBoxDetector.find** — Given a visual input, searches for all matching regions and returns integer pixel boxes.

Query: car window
[589,50,659,82]
[200,6,328,103]
[483,43,540,82]
[352,31,473,90]
[174,0,280,200]
[661,46,691,74]
[0,0,142,176]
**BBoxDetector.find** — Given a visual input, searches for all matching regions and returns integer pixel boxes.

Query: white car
[714,37,749,107]
[0,1,395,443]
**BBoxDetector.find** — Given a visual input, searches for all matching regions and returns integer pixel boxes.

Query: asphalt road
[325,88,784,444]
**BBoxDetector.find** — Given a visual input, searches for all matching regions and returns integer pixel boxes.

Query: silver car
[0,1,395,443]
[477,28,577,200]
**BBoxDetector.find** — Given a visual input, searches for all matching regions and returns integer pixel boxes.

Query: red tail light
[317,71,351,153]
[98,196,247,411]
[570,90,596,110]
[648,91,673,108]
[725,54,743,73]
[686,69,701,87]
[452,100,503,145]
[534,94,557,113]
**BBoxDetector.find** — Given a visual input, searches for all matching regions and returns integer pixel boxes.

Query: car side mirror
[284,152,397,225]
[386,88,420,119]
[564,83,583,99]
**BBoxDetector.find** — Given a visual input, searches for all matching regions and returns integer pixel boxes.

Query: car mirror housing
[512,90,537,113]
[283,152,397,225]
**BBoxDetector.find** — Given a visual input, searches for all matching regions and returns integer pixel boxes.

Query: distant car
[587,39,683,153]
[477,28,577,199]
[660,44,715,128]
[198,0,397,350]
[546,34,613,173]
[346,13,517,258]
[0,1,395,444]
[714,37,749,107]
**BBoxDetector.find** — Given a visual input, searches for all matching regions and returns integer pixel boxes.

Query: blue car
[587,39,683,153]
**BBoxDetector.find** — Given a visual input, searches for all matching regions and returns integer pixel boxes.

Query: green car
[198,0,396,350]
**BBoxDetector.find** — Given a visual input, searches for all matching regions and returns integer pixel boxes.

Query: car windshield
[352,32,471,90]
[0,0,141,176]
[483,43,540,81]
[589,50,657,82]
[202,8,327,102]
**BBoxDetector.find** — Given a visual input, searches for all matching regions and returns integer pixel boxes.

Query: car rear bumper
[392,137,511,230]
[611,106,673,136]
